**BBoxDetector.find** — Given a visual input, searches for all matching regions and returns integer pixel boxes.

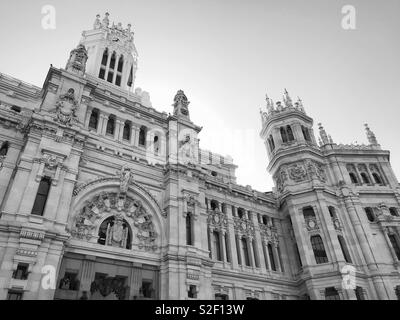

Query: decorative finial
[94,14,101,29]
[173,90,190,117]
[265,93,274,113]
[296,96,304,111]
[365,124,379,145]
[102,12,110,27]
[283,89,293,108]
[318,123,329,145]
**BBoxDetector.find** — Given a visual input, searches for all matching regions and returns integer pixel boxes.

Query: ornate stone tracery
[71,191,158,251]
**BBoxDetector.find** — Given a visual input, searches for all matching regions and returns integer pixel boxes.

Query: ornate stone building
[0,13,399,300]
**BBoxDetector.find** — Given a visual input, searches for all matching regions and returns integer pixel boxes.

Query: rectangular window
[12,263,29,280]
[31,177,51,216]
[388,234,400,260]
[7,290,23,300]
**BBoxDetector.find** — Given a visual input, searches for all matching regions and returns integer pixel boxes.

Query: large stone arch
[69,177,166,251]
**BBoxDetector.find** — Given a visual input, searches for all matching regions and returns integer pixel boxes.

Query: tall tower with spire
[79,13,138,91]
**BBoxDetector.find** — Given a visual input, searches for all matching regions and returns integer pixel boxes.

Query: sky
[0,0,399,192]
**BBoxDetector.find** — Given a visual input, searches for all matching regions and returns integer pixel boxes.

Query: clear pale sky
[0,0,399,192]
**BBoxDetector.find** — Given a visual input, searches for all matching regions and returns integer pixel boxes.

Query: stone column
[263,241,271,270]
[235,234,243,266]
[79,256,96,297]
[224,232,232,263]
[247,237,255,267]
[273,244,282,272]
[227,219,238,268]
[130,125,136,146]
[129,264,143,299]
[207,227,213,259]
[0,144,21,207]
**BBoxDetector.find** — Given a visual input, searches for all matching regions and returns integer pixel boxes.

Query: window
[97,216,132,249]
[286,125,294,141]
[277,245,284,272]
[107,52,117,83]
[294,243,302,267]
[188,285,197,299]
[328,206,337,220]
[0,141,9,156]
[325,287,340,300]
[141,281,153,298]
[395,285,400,300]
[117,55,124,72]
[302,125,311,141]
[364,207,375,222]
[7,290,23,300]
[355,287,365,300]
[303,206,316,220]
[59,271,79,290]
[280,127,288,143]
[127,65,134,87]
[153,136,160,155]
[372,173,383,185]
[31,177,51,216]
[106,116,115,135]
[241,237,251,266]
[262,216,268,225]
[139,126,147,146]
[310,235,328,264]
[360,172,370,184]
[389,207,399,217]
[12,263,29,280]
[210,200,218,211]
[268,135,275,151]
[11,105,21,113]
[388,234,400,260]
[186,214,193,246]
[88,109,99,130]
[268,243,276,271]
[349,172,359,184]
[123,121,131,141]
[237,208,245,219]
[213,231,222,261]
[338,235,352,263]
[215,294,228,300]
[253,239,260,268]
[99,48,108,79]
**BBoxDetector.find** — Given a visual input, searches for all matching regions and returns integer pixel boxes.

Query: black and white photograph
[0,0,399,309]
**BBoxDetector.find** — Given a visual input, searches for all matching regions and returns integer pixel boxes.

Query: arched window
[186,214,193,246]
[310,235,328,264]
[139,126,147,146]
[280,127,288,143]
[31,177,51,216]
[106,115,115,135]
[97,216,132,249]
[127,65,134,87]
[325,287,340,300]
[360,172,370,184]
[107,51,117,83]
[213,231,222,261]
[153,136,160,155]
[389,207,399,217]
[88,109,99,130]
[372,173,383,185]
[268,243,276,271]
[303,206,316,220]
[116,55,124,86]
[349,172,359,184]
[364,207,375,222]
[388,234,400,260]
[0,141,9,156]
[286,125,294,141]
[122,121,131,141]
[338,235,352,263]
[302,125,311,141]
[268,135,275,151]
[241,237,250,266]
[328,206,337,220]
[99,48,108,79]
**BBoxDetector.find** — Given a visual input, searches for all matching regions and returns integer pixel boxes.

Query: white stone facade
[0,13,399,300]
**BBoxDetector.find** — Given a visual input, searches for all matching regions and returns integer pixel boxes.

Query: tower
[79,13,138,91]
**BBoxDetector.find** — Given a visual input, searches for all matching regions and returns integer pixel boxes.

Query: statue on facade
[53,88,79,126]
[179,135,197,164]
[106,215,128,248]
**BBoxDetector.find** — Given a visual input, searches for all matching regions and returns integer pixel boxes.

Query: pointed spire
[173,90,190,118]
[318,123,329,145]
[365,124,379,145]
[283,88,293,108]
